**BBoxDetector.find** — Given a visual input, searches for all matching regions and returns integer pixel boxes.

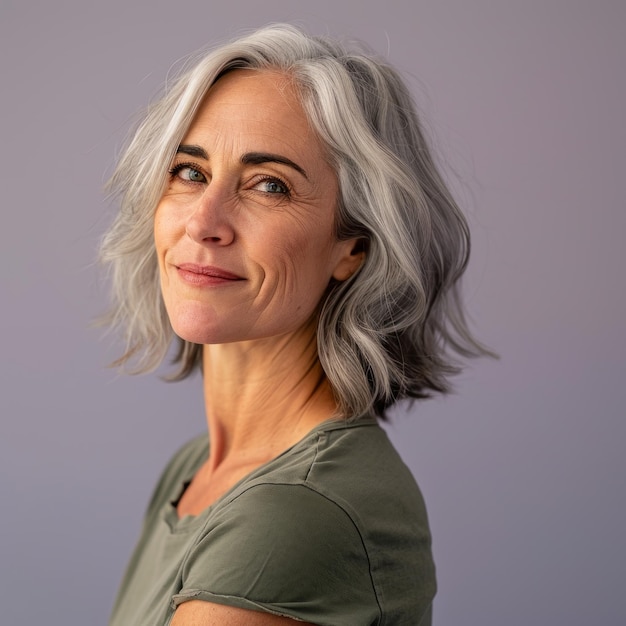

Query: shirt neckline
[161,416,378,533]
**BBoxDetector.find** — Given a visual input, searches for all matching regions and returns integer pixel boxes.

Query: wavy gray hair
[100,23,491,419]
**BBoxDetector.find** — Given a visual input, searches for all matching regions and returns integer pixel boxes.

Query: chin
[169,317,236,346]
[165,299,317,346]
[165,302,227,345]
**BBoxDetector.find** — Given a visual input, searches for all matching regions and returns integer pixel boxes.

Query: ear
[332,238,366,281]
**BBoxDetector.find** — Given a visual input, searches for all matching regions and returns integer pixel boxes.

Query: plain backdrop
[1,1,625,625]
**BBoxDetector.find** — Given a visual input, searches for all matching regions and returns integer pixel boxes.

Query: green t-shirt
[109,417,436,625]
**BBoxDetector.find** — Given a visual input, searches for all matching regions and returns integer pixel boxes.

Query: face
[154,69,363,346]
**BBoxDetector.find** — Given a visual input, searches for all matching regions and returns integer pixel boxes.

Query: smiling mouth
[175,263,244,285]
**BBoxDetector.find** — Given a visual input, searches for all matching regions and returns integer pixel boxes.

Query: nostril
[185,221,235,246]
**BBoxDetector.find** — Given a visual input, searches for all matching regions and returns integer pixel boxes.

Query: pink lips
[176,263,244,286]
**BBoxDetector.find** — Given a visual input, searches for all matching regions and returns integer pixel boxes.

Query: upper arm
[170,600,315,626]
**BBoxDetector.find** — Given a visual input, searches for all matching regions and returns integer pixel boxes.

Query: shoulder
[178,421,435,623]
[189,481,374,580]
[305,420,431,528]
[178,481,380,624]
[302,420,437,621]
[217,481,369,559]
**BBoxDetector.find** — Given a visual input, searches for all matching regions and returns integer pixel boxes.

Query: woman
[101,23,488,626]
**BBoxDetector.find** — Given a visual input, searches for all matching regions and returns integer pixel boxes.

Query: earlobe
[332,238,366,282]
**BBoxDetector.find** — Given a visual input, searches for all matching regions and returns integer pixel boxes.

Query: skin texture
[170,601,315,626]
[155,69,361,347]
[154,69,364,624]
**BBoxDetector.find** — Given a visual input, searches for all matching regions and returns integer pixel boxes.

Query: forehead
[184,69,315,143]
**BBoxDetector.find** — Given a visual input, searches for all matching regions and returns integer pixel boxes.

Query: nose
[185,185,236,246]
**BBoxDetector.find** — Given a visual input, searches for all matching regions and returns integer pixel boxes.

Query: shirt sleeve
[171,482,381,626]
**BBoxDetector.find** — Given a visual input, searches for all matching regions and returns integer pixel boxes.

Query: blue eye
[169,163,206,183]
[265,180,287,193]
[256,178,290,195]
[185,168,205,182]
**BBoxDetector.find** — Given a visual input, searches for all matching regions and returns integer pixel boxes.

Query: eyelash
[168,162,204,182]
[251,174,292,197]
[168,162,292,197]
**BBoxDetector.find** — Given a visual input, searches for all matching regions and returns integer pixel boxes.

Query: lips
[175,263,244,286]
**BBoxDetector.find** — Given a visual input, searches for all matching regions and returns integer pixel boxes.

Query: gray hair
[100,23,492,419]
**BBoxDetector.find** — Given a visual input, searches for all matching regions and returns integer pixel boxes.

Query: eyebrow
[176,144,209,159]
[176,145,308,180]
[241,152,308,179]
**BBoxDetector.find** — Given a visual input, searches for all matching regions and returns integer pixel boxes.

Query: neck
[200,321,339,473]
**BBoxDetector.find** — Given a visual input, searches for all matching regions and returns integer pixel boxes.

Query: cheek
[153,206,168,255]
[281,234,342,304]
[266,230,329,290]
[154,204,183,262]
[276,213,335,259]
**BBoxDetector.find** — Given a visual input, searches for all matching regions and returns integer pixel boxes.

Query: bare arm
[170,600,316,626]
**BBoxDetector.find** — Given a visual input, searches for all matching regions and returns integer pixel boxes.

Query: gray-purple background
[2,1,624,625]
